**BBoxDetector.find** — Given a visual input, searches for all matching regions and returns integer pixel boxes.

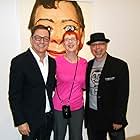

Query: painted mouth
[47,50,66,57]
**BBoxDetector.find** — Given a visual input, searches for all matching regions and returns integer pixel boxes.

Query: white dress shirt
[30,47,51,113]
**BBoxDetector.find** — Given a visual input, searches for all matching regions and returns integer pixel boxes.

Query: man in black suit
[8,25,56,140]
[85,33,129,140]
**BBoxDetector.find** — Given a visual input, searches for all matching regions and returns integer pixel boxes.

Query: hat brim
[86,39,110,45]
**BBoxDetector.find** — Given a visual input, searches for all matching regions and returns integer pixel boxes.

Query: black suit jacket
[8,49,56,128]
[85,54,129,130]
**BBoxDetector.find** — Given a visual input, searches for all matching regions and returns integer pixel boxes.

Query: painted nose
[50,28,64,44]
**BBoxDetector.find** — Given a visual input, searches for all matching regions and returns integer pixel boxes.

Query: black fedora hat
[86,32,110,45]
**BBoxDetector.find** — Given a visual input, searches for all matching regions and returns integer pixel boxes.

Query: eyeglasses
[90,42,106,47]
[32,35,49,42]
[64,38,77,42]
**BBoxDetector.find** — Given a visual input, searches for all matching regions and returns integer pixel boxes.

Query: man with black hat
[85,32,129,140]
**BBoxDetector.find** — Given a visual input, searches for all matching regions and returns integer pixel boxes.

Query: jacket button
[98,96,101,98]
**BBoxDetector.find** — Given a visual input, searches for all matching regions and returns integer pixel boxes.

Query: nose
[50,28,64,44]
[40,38,45,44]
[95,44,101,49]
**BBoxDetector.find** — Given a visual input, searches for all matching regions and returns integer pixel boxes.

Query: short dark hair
[31,25,50,37]
[28,0,85,31]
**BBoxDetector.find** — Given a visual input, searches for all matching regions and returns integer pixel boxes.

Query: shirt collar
[30,47,48,63]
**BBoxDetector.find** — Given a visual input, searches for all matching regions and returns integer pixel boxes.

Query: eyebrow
[35,18,54,25]
[35,18,81,26]
[61,19,80,25]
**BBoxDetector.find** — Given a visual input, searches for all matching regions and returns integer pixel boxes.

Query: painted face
[90,41,107,60]
[34,1,84,57]
[30,29,50,55]
[63,34,79,53]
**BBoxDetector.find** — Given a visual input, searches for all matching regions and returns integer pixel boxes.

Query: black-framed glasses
[90,42,106,47]
[64,38,77,42]
[32,35,49,42]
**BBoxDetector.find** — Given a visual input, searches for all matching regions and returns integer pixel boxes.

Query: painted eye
[64,25,77,31]
[47,26,53,32]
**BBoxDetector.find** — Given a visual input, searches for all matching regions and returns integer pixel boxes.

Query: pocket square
[105,77,115,81]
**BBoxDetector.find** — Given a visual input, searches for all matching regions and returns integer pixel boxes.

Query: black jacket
[8,49,56,128]
[85,54,129,130]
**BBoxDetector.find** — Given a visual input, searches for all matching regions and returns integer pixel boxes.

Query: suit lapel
[46,56,54,85]
[99,54,111,84]
[26,49,46,86]
[87,60,94,84]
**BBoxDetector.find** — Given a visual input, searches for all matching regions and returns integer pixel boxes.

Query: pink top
[53,56,87,111]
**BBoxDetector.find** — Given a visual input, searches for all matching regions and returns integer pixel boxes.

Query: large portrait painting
[18,0,94,58]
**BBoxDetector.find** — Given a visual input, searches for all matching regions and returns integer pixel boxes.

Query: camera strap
[56,56,78,105]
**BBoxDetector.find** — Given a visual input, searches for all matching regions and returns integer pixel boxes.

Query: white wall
[92,0,140,137]
[0,0,140,140]
[0,0,21,139]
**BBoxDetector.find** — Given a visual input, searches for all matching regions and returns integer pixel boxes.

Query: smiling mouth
[68,44,74,48]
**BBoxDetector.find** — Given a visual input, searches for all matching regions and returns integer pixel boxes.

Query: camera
[62,105,71,119]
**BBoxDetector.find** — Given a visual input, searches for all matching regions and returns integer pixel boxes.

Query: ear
[30,36,33,44]
[77,40,80,45]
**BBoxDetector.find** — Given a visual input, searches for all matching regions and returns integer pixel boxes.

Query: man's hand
[113,123,122,130]
[18,122,30,136]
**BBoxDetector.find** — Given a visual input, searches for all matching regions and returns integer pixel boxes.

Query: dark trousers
[22,112,53,140]
[54,108,84,140]
[87,109,125,140]
[109,129,125,140]
[87,126,125,140]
